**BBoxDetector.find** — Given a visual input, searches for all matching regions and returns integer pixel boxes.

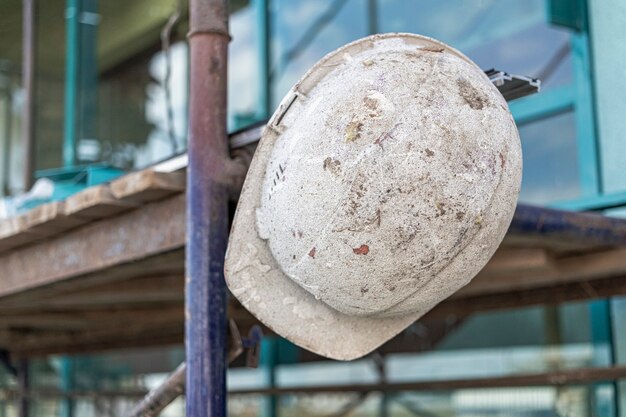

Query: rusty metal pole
[22,0,37,191]
[127,363,186,417]
[17,359,29,417]
[186,1,232,417]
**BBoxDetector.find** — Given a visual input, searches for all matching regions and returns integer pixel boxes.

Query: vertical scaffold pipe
[186,1,231,417]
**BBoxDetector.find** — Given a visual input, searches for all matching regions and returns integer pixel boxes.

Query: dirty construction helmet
[225,33,522,360]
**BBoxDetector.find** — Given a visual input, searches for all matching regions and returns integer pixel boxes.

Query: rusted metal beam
[127,320,264,417]
[127,362,186,417]
[3,365,626,400]
[0,387,149,400]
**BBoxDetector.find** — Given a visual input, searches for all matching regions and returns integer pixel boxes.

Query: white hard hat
[225,33,521,360]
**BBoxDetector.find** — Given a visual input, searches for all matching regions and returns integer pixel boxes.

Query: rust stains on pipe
[188,0,246,188]
[189,0,229,38]
[186,1,242,417]
[187,0,229,174]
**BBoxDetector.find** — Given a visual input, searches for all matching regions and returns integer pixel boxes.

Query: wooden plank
[458,246,626,297]
[2,192,620,306]
[437,273,626,318]
[0,215,42,251]
[24,201,86,236]
[37,275,184,307]
[501,234,604,254]
[1,268,624,356]
[2,182,626,356]
[0,305,183,354]
[0,202,87,251]
[2,268,622,357]
[0,314,91,331]
[0,250,185,309]
[0,194,185,298]
[0,304,183,331]
[110,170,186,204]
[0,387,149,400]
[480,247,552,273]
[64,184,137,220]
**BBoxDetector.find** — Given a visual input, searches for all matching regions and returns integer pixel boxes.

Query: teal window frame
[509,22,601,207]
[528,0,626,213]
[251,0,615,211]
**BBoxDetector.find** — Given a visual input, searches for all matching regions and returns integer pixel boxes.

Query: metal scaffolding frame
[185,1,247,416]
[8,0,626,416]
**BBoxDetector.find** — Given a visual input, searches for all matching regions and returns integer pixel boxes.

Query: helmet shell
[225,33,521,360]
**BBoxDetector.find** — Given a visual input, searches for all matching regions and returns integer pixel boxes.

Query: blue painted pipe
[185,168,229,417]
[186,1,231,416]
[511,204,626,247]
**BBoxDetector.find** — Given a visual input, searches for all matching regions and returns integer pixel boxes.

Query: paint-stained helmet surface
[225,33,521,360]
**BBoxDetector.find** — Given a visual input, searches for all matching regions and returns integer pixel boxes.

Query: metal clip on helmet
[225,33,522,360]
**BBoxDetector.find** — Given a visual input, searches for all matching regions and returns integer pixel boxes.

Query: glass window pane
[0,1,23,194]
[229,2,262,130]
[35,1,66,172]
[378,0,574,90]
[96,0,188,169]
[271,0,368,107]
[268,1,583,206]
[0,0,194,173]
[518,111,581,204]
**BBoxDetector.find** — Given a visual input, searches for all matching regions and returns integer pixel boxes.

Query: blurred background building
[0,0,626,416]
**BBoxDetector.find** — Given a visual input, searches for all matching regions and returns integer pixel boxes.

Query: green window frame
[509,0,601,206]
